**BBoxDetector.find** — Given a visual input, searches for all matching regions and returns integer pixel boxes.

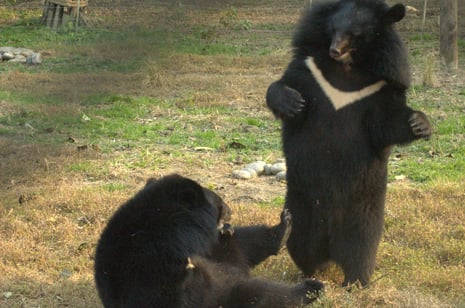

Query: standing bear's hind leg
[330,209,383,287]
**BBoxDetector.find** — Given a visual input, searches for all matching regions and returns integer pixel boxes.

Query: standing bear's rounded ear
[384,3,406,24]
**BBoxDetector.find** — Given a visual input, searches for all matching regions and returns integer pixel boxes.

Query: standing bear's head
[293,0,409,87]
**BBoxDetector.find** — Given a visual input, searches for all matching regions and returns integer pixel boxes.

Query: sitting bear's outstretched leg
[184,255,324,308]
[224,277,324,308]
[210,209,293,268]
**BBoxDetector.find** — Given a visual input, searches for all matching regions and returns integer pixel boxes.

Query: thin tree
[421,0,427,39]
[440,0,458,72]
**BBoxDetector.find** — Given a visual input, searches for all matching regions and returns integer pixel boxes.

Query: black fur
[266,0,431,286]
[94,174,323,307]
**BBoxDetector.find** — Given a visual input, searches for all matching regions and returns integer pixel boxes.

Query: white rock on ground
[232,169,254,179]
[244,161,266,175]
[26,52,42,65]
[233,160,287,180]
[276,171,286,181]
[270,162,286,175]
[0,46,42,64]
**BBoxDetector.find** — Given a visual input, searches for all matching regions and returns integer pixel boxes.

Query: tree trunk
[440,0,458,72]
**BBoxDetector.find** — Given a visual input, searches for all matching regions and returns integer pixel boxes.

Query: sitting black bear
[94,174,323,307]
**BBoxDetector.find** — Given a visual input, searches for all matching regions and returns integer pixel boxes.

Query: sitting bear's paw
[219,223,234,237]
[298,279,324,304]
[281,209,292,227]
[304,279,324,293]
[409,111,431,140]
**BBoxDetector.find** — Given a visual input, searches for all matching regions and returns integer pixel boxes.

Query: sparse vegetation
[0,1,464,307]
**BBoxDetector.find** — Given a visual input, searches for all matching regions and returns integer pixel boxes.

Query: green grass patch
[409,32,436,42]
[101,182,128,192]
[68,161,95,173]
[458,39,465,49]
[0,91,282,156]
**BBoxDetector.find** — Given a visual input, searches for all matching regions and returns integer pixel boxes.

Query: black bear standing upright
[94,174,323,307]
[266,0,431,286]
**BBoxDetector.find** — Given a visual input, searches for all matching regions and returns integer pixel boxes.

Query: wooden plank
[48,3,56,28]
[57,5,65,28]
[62,8,70,26]
[51,5,64,29]
[41,0,49,24]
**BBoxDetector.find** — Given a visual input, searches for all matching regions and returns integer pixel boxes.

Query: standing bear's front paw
[409,111,431,140]
[280,86,306,117]
[266,82,305,119]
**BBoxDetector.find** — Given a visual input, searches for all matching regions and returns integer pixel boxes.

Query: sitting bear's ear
[145,177,157,185]
[176,185,205,209]
[384,3,405,24]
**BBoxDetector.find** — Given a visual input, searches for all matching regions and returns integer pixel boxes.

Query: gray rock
[276,171,287,181]
[26,52,42,65]
[270,162,286,175]
[0,47,40,64]
[0,46,33,56]
[263,164,273,175]
[233,169,254,179]
[2,52,14,60]
[19,50,34,57]
[9,55,27,63]
[234,159,287,180]
[245,161,266,175]
[243,167,258,177]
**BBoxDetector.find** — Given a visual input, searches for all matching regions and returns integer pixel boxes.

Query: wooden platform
[41,0,87,29]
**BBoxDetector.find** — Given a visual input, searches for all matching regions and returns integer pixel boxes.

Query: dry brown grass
[0,1,464,307]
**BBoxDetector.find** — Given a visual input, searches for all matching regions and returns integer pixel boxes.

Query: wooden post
[41,0,50,24]
[48,2,57,28]
[52,5,64,29]
[41,0,87,29]
[75,0,81,28]
[440,0,458,72]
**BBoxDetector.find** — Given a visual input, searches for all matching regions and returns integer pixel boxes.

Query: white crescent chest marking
[305,56,387,110]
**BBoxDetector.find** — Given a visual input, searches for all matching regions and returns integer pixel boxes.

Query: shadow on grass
[1,277,102,307]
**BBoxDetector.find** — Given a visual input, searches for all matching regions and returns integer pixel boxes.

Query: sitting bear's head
[143,174,232,234]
